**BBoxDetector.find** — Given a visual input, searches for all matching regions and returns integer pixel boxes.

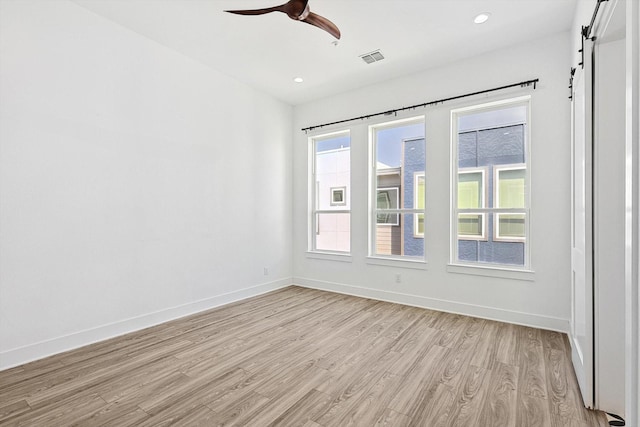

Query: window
[330,187,346,206]
[457,169,486,240]
[370,117,425,259]
[310,132,351,253]
[494,165,526,241]
[377,187,399,225]
[451,97,530,268]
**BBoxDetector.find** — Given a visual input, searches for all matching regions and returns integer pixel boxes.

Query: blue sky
[316,122,425,168]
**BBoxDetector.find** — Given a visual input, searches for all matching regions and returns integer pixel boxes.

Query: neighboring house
[315,146,350,252]
[378,123,525,265]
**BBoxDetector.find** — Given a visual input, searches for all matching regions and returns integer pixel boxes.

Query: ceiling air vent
[360,50,385,64]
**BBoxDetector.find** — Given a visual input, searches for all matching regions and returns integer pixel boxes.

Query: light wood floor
[0,286,608,426]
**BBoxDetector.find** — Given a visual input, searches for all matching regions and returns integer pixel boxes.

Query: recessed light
[293,77,304,83]
[474,13,491,24]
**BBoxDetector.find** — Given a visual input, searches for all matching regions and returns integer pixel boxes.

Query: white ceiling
[73,0,577,106]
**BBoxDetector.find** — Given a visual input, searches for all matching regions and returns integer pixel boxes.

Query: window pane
[497,168,525,208]
[316,213,350,252]
[372,118,425,259]
[453,100,528,268]
[458,172,482,208]
[414,174,425,237]
[458,213,483,237]
[457,237,525,265]
[375,213,424,257]
[313,133,350,253]
[497,213,526,238]
[416,213,424,235]
[315,135,350,211]
[415,174,425,209]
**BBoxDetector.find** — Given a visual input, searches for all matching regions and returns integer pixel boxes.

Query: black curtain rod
[301,78,539,133]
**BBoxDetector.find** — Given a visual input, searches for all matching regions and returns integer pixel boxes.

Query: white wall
[293,32,572,331]
[0,0,293,369]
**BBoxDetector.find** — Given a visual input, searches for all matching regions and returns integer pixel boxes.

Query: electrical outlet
[264,267,269,276]
[395,273,401,283]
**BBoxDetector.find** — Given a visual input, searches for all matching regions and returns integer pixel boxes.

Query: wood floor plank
[470,320,501,370]
[25,339,193,407]
[432,312,468,348]
[137,367,251,420]
[234,366,328,426]
[477,362,518,427]
[0,400,30,423]
[446,364,491,427]
[516,394,552,427]
[544,347,586,421]
[328,370,403,426]
[266,388,332,427]
[313,352,400,427]
[495,322,521,366]
[0,286,608,426]
[72,400,149,427]
[410,382,457,427]
[8,392,107,426]
[375,408,412,426]
[517,326,548,399]
[159,405,219,427]
[207,390,270,426]
[387,344,449,416]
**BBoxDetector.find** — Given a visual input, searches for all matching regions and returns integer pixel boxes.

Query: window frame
[450,96,531,270]
[309,130,351,254]
[369,116,426,261]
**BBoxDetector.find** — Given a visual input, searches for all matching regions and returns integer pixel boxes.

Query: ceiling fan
[225,0,341,39]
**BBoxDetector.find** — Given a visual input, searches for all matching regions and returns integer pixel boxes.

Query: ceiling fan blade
[302,11,341,39]
[225,5,285,16]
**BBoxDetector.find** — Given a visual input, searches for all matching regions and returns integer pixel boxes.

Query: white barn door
[570,38,595,409]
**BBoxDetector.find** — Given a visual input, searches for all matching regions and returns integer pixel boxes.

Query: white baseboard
[0,278,292,371]
[293,277,569,333]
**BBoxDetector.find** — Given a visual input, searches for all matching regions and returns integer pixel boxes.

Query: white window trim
[457,168,488,241]
[309,130,351,254]
[450,96,532,271]
[493,164,527,243]
[369,115,426,261]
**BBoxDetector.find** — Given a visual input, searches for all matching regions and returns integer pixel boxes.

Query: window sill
[447,263,535,281]
[366,256,428,270]
[306,251,352,263]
